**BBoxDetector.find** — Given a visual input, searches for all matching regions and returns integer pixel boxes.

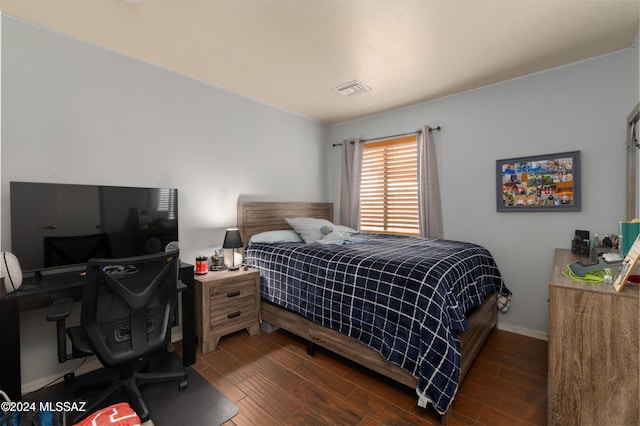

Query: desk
[0,262,195,400]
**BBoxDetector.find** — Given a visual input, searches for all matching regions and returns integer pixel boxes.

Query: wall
[328,48,635,337]
[634,34,639,107]
[1,15,329,388]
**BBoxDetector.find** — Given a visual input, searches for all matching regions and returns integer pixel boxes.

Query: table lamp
[223,228,243,271]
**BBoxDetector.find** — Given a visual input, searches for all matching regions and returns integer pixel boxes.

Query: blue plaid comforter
[245,233,509,414]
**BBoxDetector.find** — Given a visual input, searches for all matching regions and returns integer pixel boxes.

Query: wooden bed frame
[237,201,498,424]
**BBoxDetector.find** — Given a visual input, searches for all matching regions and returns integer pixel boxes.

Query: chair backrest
[44,233,113,268]
[81,250,179,368]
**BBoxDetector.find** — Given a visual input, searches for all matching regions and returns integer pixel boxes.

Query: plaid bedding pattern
[245,233,510,414]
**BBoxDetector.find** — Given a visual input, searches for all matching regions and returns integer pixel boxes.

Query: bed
[237,201,510,424]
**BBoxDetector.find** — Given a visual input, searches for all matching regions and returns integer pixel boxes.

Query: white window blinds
[360,135,419,235]
[158,188,176,220]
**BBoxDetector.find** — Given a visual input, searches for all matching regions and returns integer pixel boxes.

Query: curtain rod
[331,126,441,147]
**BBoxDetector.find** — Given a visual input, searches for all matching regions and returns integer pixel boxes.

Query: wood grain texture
[237,201,333,245]
[179,328,547,425]
[548,248,640,425]
[237,201,500,424]
[194,269,261,353]
[261,295,497,419]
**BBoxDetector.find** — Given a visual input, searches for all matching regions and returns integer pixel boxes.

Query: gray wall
[1,15,329,388]
[634,34,639,108]
[328,47,636,337]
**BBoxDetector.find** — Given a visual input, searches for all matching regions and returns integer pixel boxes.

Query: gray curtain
[339,138,363,229]
[417,126,444,238]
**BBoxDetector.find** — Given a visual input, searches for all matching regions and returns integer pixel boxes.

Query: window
[359,135,419,235]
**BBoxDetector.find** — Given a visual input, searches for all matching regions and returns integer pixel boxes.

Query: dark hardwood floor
[184,328,547,425]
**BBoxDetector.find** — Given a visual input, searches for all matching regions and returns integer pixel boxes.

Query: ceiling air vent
[333,80,372,96]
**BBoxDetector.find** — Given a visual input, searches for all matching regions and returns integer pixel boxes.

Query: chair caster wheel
[179,379,189,390]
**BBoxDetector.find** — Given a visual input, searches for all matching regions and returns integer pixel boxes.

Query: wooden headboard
[237,201,333,245]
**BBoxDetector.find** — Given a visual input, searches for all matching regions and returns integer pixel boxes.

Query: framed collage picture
[496,151,581,212]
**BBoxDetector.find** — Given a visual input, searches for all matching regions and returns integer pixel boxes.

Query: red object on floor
[74,402,142,426]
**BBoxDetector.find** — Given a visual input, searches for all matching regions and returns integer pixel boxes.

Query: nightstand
[194,267,261,353]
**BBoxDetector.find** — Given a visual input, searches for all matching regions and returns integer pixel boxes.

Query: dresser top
[550,248,640,298]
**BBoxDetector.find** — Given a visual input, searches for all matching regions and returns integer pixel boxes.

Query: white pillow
[285,217,336,243]
[320,224,358,237]
[250,230,303,244]
[334,225,358,235]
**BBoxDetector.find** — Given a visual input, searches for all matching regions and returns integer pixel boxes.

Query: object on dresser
[222,228,244,271]
[567,258,621,280]
[619,220,640,257]
[195,254,208,275]
[575,229,589,240]
[210,249,226,271]
[571,230,590,256]
[613,234,640,292]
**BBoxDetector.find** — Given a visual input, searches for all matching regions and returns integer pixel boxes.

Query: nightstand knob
[226,290,241,298]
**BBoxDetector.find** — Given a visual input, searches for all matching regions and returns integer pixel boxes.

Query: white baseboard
[497,323,548,341]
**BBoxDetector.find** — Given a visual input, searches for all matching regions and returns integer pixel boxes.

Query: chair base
[72,367,188,423]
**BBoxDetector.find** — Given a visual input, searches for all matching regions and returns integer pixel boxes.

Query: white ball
[0,252,23,294]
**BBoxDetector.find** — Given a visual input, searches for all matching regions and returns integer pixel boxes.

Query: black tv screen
[10,181,179,272]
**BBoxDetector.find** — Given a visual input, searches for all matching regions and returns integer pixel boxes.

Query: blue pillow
[250,230,303,244]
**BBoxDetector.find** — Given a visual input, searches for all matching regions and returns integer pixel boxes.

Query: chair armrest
[46,297,74,321]
[47,297,74,363]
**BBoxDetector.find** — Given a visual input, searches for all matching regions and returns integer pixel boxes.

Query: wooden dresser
[548,248,639,425]
[194,268,261,353]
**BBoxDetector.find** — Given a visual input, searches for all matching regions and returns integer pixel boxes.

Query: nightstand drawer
[209,299,256,332]
[208,278,256,307]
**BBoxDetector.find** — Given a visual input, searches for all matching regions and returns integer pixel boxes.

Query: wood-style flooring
[183,328,547,425]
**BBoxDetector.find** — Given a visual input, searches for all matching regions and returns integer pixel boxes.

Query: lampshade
[222,228,243,249]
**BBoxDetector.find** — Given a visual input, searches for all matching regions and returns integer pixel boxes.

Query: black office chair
[47,250,188,422]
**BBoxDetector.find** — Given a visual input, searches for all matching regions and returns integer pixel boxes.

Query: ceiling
[0,0,638,125]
